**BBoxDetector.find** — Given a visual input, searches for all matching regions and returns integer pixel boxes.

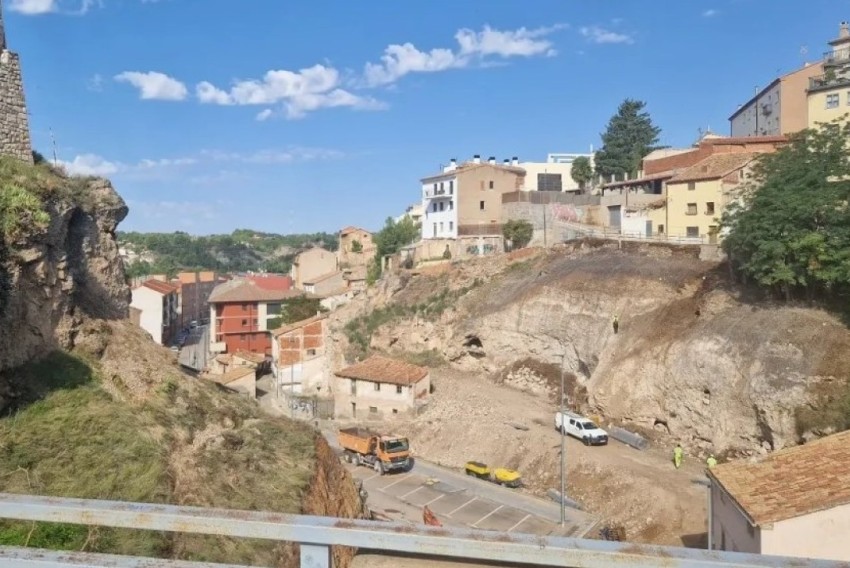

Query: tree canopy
[721,118,850,301]
[594,99,662,181]
[570,156,594,191]
[368,216,420,282]
[503,219,533,250]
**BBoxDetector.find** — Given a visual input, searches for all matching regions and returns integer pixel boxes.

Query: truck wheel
[374,461,384,475]
[352,454,360,466]
[583,437,590,446]
[343,451,352,463]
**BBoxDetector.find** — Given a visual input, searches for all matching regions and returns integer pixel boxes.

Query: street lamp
[559,352,566,527]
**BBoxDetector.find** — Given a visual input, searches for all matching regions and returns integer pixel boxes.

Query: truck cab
[555,410,608,446]
[339,427,411,474]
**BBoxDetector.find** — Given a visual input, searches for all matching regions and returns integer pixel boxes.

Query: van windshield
[382,439,409,453]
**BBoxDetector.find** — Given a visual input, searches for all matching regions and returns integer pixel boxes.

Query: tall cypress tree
[595,99,662,181]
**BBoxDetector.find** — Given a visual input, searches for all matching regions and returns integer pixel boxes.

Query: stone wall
[0,50,32,163]
[502,201,601,246]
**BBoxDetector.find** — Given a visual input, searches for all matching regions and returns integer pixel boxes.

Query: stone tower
[0,1,33,164]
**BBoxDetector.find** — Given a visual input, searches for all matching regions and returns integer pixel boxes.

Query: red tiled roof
[708,430,850,526]
[233,350,267,364]
[335,355,428,386]
[140,279,177,295]
[208,279,303,303]
[246,274,293,291]
[668,153,757,184]
[208,367,255,385]
[272,314,327,337]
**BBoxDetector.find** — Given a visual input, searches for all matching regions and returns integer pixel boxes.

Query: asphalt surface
[321,426,597,538]
[178,324,209,371]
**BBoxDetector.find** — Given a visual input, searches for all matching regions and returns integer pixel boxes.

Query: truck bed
[339,427,380,439]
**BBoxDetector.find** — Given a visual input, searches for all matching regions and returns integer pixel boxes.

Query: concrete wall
[502,201,600,246]
[334,374,431,420]
[412,236,504,262]
[711,483,761,554]
[131,286,164,344]
[293,248,337,289]
[761,502,850,561]
[0,49,32,163]
[730,82,782,137]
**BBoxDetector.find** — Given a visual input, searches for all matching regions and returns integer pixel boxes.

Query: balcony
[423,188,449,199]
[824,48,850,66]
[809,73,850,92]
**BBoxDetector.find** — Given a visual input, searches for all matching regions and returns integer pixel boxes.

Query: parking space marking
[379,475,413,491]
[424,494,445,506]
[471,505,503,528]
[399,486,424,500]
[446,497,476,517]
[363,472,381,482]
[507,514,532,533]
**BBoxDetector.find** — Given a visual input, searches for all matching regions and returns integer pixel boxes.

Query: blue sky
[6,0,846,234]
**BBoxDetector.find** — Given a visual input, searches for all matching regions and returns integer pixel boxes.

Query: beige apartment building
[807,22,850,129]
[729,62,824,137]
[420,155,525,239]
[708,430,850,561]
[334,355,430,419]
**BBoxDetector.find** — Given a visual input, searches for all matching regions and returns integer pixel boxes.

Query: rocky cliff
[334,241,850,455]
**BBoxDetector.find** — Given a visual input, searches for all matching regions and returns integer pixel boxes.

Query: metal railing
[0,493,847,567]
[809,73,850,90]
[824,48,850,66]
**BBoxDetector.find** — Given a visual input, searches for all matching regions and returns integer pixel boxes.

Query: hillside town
[0,2,849,566]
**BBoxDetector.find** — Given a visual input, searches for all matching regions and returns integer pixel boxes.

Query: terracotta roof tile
[208,279,303,303]
[708,430,850,525]
[246,274,293,291]
[304,270,343,285]
[233,350,267,364]
[340,226,371,236]
[601,171,677,189]
[140,279,178,295]
[208,367,255,385]
[668,153,757,184]
[272,314,327,337]
[335,355,429,386]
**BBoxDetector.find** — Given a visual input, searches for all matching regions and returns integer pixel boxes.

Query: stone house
[334,355,430,419]
[338,226,376,268]
[206,366,256,398]
[707,430,850,560]
[271,314,330,396]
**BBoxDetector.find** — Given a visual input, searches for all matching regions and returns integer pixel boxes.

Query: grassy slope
[0,325,317,565]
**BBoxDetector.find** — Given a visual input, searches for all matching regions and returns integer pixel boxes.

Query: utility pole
[559,352,566,526]
[49,127,58,166]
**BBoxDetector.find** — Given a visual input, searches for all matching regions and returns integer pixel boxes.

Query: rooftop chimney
[473,154,481,164]
[445,158,457,172]
[488,156,496,165]
[511,156,519,166]
[503,158,510,165]
[841,21,850,39]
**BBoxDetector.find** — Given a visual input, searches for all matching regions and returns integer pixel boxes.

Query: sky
[6,0,847,235]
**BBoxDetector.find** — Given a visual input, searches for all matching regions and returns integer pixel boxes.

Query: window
[252,318,258,325]
[449,201,453,210]
[307,348,316,356]
[537,173,563,192]
[396,385,403,394]
[433,183,437,191]
[705,202,715,215]
[658,224,665,234]
[449,180,454,194]
[439,181,444,191]
[439,201,444,211]
[686,226,699,238]
[241,319,248,326]
[488,180,494,189]
[374,382,381,391]
[432,223,437,237]
[242,303,249,311]
[687,182,696,191]
[480,200,485,211]
[847,91,850,105]
[439,222,444,231]
[449,221,454,231]
[369,406,378,414]
[432,202,437,212]
[350,380,356,395]
[392,409,398,415]
[826,93,840,109]
[686,203,698,215]
[267,303,282,315]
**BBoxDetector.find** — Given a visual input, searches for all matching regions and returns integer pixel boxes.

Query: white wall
[131,286,165,344]
[421,176,458,239]
[520,154,595,192]
[761,503,850,561]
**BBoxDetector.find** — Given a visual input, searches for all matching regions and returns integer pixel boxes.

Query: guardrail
[0,493,846,567]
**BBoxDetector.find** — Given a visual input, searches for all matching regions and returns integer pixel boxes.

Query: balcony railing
[1,493,847,568]
[424,188,450,199]
[809,73,850,91]
[824,48,850,66]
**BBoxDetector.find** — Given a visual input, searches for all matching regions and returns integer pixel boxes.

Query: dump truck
[338,427,411,475]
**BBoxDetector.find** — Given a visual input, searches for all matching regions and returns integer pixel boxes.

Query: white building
[130,279,179,345]
[396,203,424,225]
[520,153,595,193]
[420,162,459,239]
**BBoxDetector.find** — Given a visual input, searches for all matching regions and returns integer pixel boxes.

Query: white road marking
[379,474,413,491]
[400,486,424,500]
[446,497,476,517]
[471,505,503,528]
[423,494,445,506]
[363,472,380,482]
[507,514,532,532]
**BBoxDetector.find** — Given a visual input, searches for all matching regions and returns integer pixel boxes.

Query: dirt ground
[378,369,708,546]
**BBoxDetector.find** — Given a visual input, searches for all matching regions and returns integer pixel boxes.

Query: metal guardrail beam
[0,494,848,568]
[0,546,253,568]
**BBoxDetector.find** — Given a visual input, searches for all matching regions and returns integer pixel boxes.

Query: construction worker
[673,443,683,469]
[706,454,717,469]
[612,314,619,334]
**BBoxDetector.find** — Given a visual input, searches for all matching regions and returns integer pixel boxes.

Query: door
[351,402,356,418]
[708,225,719,245]
[608,205,621,228]
[645,220,652,236]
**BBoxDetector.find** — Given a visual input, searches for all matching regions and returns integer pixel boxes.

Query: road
[178,324,209,371]
[320,425,597,538]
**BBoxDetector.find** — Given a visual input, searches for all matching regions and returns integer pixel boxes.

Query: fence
[502,190,601,206]
[1,493,846,568]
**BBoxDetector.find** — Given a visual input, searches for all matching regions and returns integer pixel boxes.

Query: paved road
[321,425,597,538]
[178,324,209,371]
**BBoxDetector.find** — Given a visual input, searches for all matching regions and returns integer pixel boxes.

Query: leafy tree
[503,219,533,250]
[369,216,420,282]
[32,150,46,165]
[570,156,594,191]
[721,117,850,302]
[594,99,662,181]
[351,239,363,253]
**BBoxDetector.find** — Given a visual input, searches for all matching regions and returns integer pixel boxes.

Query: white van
[554,410,608,446]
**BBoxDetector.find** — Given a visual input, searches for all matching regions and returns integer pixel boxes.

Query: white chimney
[841,21,849,39]
[503,158,510,165]
[446,158,457,172]
[511,156,518,166]
[488,156,496,165]
[473,154,481,164]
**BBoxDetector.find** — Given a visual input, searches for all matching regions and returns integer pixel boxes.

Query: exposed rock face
[336,242,850,454]
[0,178,129,400]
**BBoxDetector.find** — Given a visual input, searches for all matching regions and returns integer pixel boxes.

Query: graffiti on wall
[550,203,583,223]
[465,244,497,255]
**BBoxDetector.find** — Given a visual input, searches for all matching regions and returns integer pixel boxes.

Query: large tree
[594,99,662,181]
[721,118,850,301]
[570,156,594,191]
[367,216,420,282]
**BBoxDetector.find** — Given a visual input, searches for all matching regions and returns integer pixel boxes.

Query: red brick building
[208,279,302,355]
[271,314,329,394]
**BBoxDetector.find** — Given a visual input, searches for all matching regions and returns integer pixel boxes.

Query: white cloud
[86,73,104,92]
[255,109,274,121]
[362,24,564,87]
[199,147,344,164]
[8,0,56,14]
[579,26,634,45]
[702,9,718,17]
[114,71,188,101]
[58,154,120,176]
[195,64,384,119]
